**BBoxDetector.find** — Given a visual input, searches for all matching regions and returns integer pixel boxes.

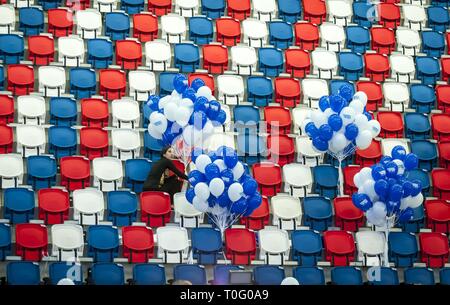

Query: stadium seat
[73,188,104,225]
[438,141,450,168]
[48,126,77,159]
[188,16,213,45]
[327,0,352,26]
[258,47,284,77]
[356,231,386,266]
[303,196,333,232]
[132,13,158,42]
[433,169,450,199]
[191,227,222,264]
[419,232,449,268]
[87,38,113,69]
[148,0,172,16]
[225,228,256,265]
[282,164,312,198]
[421,31,445,58]
[342,165,360,196]
[115,39,142,70]
[427,6,450,32]
[80,127,109,160]
[389,54,415,83]
[4,187,35,224]
[408,168,431,197]
[173,265,207,285]
[111,98,139,128]
[111,128,141,161]
[270,194,302,230]
[320,22,345,52]
[87,225,119,262]
[93,0,118,13]
[15,223,48,261]
[377,112,404,138]
[81,98,109,128]
[217,74,244,105]
[424,199,450,234]
[258,227,290,265]
[233,105,260,133]
[0,94,14,124]
[352,1,375,28]
[236,134,267,166]
[122,225,154,263]
[284,48,310,78]
[432,114,450,141]
[92,157,123,192]
[331,267,363,285]
[0,125,13,154]
[302,79,329,108]
[246,76,273,107]
[440,268,450,285]
[173,192,204,228]
[51,224,84,261]
[38,188,69,225]
[323,230,355,266]
[7,262,40,285]
[99,69,127,100]
[0,34,24,64]
[140,191,171,227]
[252,162,282,197]
[19,7,44,36]
[27,155,57,190]
[267,134,295,166]
[156,226,189,263]
[69,68,96,99]
[240,195,270,231]
[333,196,365,232]
[0,4,15,34]
[253,266,285,285]
[411,140,438,171]
[211,265,244,285]
[264,106,291,134]
[345,26,370,54]
[16,125,46,157]
[294,21,319,51]
[295,136,323,166]
[38,66,66,97]
[252,0,276,21]
[274,77,301,108]
[58,35,85,67]
[388,232,418,267]
[202,44,228,74]
[368,267,399,285]
[410,84,436,114]
[106,191,137,227]
[132,264,166,285]
[60,156,91,191]
[268,21,293,49]
[378,3,400,29]
[356,81,383,111]
[49,97,77,127]
[47,8,73,37]
[17,95,45,125]
[49,262,83,285]
[0,154,23,189]
[402,4,426,31]
[338,52,363,81]
[293,267,325,285]
[416,56,440,86]
[404,113,431,140]
[302,0,326,24]
[278,0,301,23]
[158,72,178,96]
[174,43,200,72]
[404,267,435,285]
[66,0,90,10]
[437,85,450,113]
[161,14,186,43]
[216,17,241,46]
[227,0,250,20]
[396,28,421,57]
[311,48,338,79]
[124,159,152,193]
[7,64,34,95]
[76,9,102,39]
[313,165,339,199]
[201,0,224,19]
[291,230,322,266]
[242,18,268,48]
[129,71,156,102]
[144,132,163,160]
[120,0,144,14]
[364,53,390,82]
[90,263,124,285]
[230,45,257,75]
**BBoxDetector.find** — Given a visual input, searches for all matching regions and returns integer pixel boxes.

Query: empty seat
[51,224,84,261]
[293,267,325,285]
[99,69,127,100]
[0,94,14,124]
[227,0,250,20]
[383,82,410,112]
[4,187,35,224]
[404,267,435,285]
[212,265,243,285]
[356,81,383,111]
[120,0,144,14]
[80,127,109,160]
[267,134,295,166]
[19,7,44,36]
[129,70,156,102]
[411,140,437,172]
[333,196,364,231]
[247,76,273,107]
[156,226,189,263]
[15,223,48,261]
[352,1,375,28]
[7,64,34,95]
[278,0,302,23]
[216,17,241,46]
[295,136,323,166]
[58,35,84,67]
[230,45,257,75]
[76,9,102,39]
[313,165,339,199]
[225,228,256,265]
[107,191,137,226]
[27,155,57,190]
[189,16,213,45]
[49,262,83,285]
[241,18,267,48]
[419,232,449,268]
[338,52,363,81]
[87,225,119,262]
[104,13,130,41]
[285,48,310,78]
[425,199,450,234]
[0,4,15,34]
[122,225,154,263]
[48,126,77,159]
[17,95,46,125]
[0,34,24,64]
[60,156,91,191]
[145,40,172,71]
[0,154,23,189]
[388,232,418,267]
[132,13,158,42]
[303,196,333,232]
[173,264,207,285]
[93,157,123,192]
[0,125,13,154]
[93,0,118,13]
[70,68,96,99]
[416,56,440,86]
[282,163,312,198]
[203,44,228,74]
[432,114,450,141]
[259,47,284,77]
[240,195,270,230]
[274,77,301,108]
[38,188,69,225]
[124,159,152,194]
[331,267,363,285]
[404,113,431,140]
[345,26,370,54]
[116,39,142,70]
[132,264,166,285]
[148,0,172,16]
[371,26,396,55]
[437,85,450,113]
[302,0,327,24]
[161,14,186,43]
[111,98,140,128]
[356,231,386,266]
[269,21,293,49]
[81,98,109,128]
[377,112,404,138]
[49,97,77,127]
[302,79,329,108]
[191,227,222,264]
[402,4,426,31]
[47,8,73,37]
[368,267,399,285]
[217,75,244,105]
[271,194,302,230]
[7,262,40,285]
[396,28,421,57]
[264,106,291,134]
[140,191,171,227]
[294,21,319,51]
[422,31,445,58]
[253,266,285,285]
[410,84,436,114]
[291,230,322,266]
[258,227,290,265]
[252,162,282,197]
[428,6,450,32]
[87,38,113,69]
[174,43,200,72]
[311,48,338,79]
[364,53,390,82]
[38,66,66,97]
[320,22,345,52]
[378,3,401,29]
[174,192,204,228]
[323,230,355,266]
[16,125,45,157]
[111,128,141,161]
[90,263,124,285]
[73,188,104,225]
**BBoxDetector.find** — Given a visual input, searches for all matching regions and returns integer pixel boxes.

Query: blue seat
[411,140,438,172]
[87,39,114,69]
[368,267,399,285]
[159,72,179,97]
[174,43,200,72]
[189,16,214,45]
[291,230,323,266]
[7,262,40,285]
[404,113,431,140]
[133,264,166,285]
[37,0,62,10]
[388,232,418,267]
[338,52,363,81]
[303,196,333,232]
[431,0,450,7]
[345,26,370,54]
[87,225,120,262]
[4,188,35,224]
[278,0,302,23]
[48,126,77,159]
[439,268,450,285]
[142,102,153,128]
[268,21,293,49]
[49,262,83,285]
[191,228,222,265]
[173,264,207,285]
[120,0,144,15]
[201,0,225,19]
[107,191,138,226]
[19,7,44,36]
[427,6,450,32]
[125,158,152,193]
[236,134,267,166]
[91,263,124,285]
[313,165,339,199]
[331,267,363,285]
[410,84,436,114]
[0,34,24,64]
[352,2,375,28]
[0,65,4,90]
[0,224,11,260]
[247,76,273,107]
[416,57,440,86]
[27,155,57,190]
[69,68,97,99]
[404,268,435,285]
[421,31,445,58]
[293,267,325,285]
[144,131,163,161]
[234,105,260,132]
[330,80,355,97]
[105,12,130,41]
[407,168,431,196]
[253,266,285,285]
[397,205,425,233]
[212,265,244,285]
[49,97,77,126]
[258,48,284,77]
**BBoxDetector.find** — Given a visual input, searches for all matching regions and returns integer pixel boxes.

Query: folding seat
[377,112,403,138]
[301,79,329,109]
[236,134,267,166]
[378,3,400,29]
[4,187,35,224]
[277,0,301,23]
[253,266,285,285]
[233,105,260,133]
[226,0,250,20]
[404,113,431,140]
[51,224,84,261]
[144,40,171,71]
[16,125,45,157]
[173,192,203,228]
[69,68,97,98]
[396,28,421,57]
[383,82,410,112]
[99,69,127,100]
[115,39,142,70]
[320,22,345,52]
[112,98,140,128]
[367,267,399,285]
[0,34,24,64]
[404,268,435,285]
[230,45,257,76]
[19,7,44,36]
[140,191,171,227]
[370,26,395,55]
[17,95,46,125]
[27,34,54,66]
[267,134,295,166]
[416,56,440,86]
[273,77,301,108]
[240,195,270,230]
[58,35,85,67]
[295,136,323,166]
[425,199,450,233]
[60,156,91,191]
[37,188,70,225]
[156,226,189,263]
[188,16,213,45]
[419,232,449,268]
[437,85,450,114]
[122,226,154,263]
[83,226,119,262]
[92,0,118,12]
[427,6,450,32]
[27,155,57,190]
[206,133,236,152]
[0,154,23,189]
[173,264,207,285]
[66,0,90,10]
[76,9,102,39]
[105,12,130,41]
[388,232,418,267]
[131,13,158,43]
[333,197,364,232]
[293,267,325,285]
[356,81,382,112]
[264,106,291,135]
[312,165,338,199]
[250,0,275,22]
[225,228,256,265]
[124,159,152,194]
[7,64,34,95]
[174,43,200,73]
[202,44,228,74]
[174,0,199,17]
[38,66,66,97]
[132,264,166,285]
[246,76,273,107]
[49,97,77,125]
[211,265,244,285]
[87,38,113,69]
[284,48,310,79]
[439,141,450,168]
[410,84,435,114]
[0,224,11,259]
[92,157,123,192]
[342,165,360,196]
[364,52,390,82]
[90,263,124,285]
[106,191,138,227]
[111,128,141,161]
[258,47,284,78]
[441,57,450,83]
[160,14,186,44]
[188,73,215,95]
[80,127,109,160]
[120,0,144,14]
[303,196,333,232]
[440,268,450,285]
[81,98,109,128]
[200,0,224,19]
[48,262,83,285]
[302,0,326,24]
[73,188,104,225]
[352,1,375,28]
[432,114,450,141]
[408,168,431,197]
[422,31,445,58]
[268,21,293,50]
[270,194,302,231]
[402,4,426,31]
[148,0,172,16]
[345,26,370,54]
[7,262,40,285]
[0,125,13,154]
[355,231,386,266]
[252,162,282,197]
[190,227,222,264]
[216,75,244,105]
[15,223,48,261]
[338,52,363,81]
[311,48,338,80]
[331,267,363,285]
[355,140,382,167]
[282,163,312,198]
[293,21,319,51]
[242,18,268,48]
[144,131,163,160]
[48,127,76,159]
[290,229,323,266]
[0,4,15,34]
[432,168,450,199]
[411,140,437,171]
[326,0,352,26]
[323,231,355,266]
[47,8,73,37]
[381,139,410,158]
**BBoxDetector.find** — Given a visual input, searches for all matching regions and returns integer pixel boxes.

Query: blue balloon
[146,95,160,111]
[224,150,239,168]
[352,193,373,212]
[410,179,422,196]
[191,78,205,92]
[391,145,407,161]
[374,179,389,198]
[207,100,221,119]
[204,163,221,181]
[188,170,206,186]
[215,146,227,159]
[318,96,330,112]
[389,184,404,202]
[364,111,372,121]
[239,174,252,184]
[217,191,230,207]
[191,148,203,163]
[182,88,197,102]
[230,197,248,214]
[330,95,346,113]
[402,181,414,197]
[194,97,208,112]
[247,192,262,210]
[338,85,353,102]
[344,124,359,141]
[173,74,188,94]
[305,122,319,138]
[243,179,258,196]
[403,153,419,170]
[190,111,208,130]
[371,165,387,180]
[398,207,414,223]
[185,188,195,203]
[319,124,333,141]
[214,109,227,125]
[162,128,176,145]
[207,196,216,207]
[385,161,399,178]
[312,136,328,151]
[221,169,234,186]
[243,207,255,217]
[386,200,400,215]
[387,178,397,187]
[207,151,217,162]
[380,156,393,166]
[328,114,343,131]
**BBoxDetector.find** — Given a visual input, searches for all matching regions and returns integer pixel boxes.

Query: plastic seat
[173,264,207,285]
[173,192,204,228]
[291,230,322,266]
[129,71,156,102]
[38,188,69,225]
[293,267,325,285]
[284,48,310,78]
[301,78,329,108]
[252,0,276,21]
[19,7,44,36]
[416,56,440,86]
[217,75,244,105]
[404,268,435,285]
[92,157,123,192]
[439,141,450,169]
[174,0,199,17]
[303,196,333,232]
[15,223,48,261]
[124,159,152,194]
[99,69,126,100]
[17,95,46,125]
[338,52,363,81]
[383,82,409,112]
[58,35,85,67]
[427,6,449,32]
[144,131,163,160]
[246,76,273,107]
[4,187,34,224]
[225,228,256,265]
[327,0,352,26]
[331,267,363,285]
[60,156,91,191]
[437,85,450,114]
[410,84,435,114]
[51,224,84,261]
[140,191,171,227]
[404,113,431,140]
[273,77,301,108]
[115,39,142,70]
[333,197,364,232]
[156,226,189,263]
[47,8,73,37]
[132,264,166,285]
[188,73,215,95]
[111,129,141,161]
[313,165,339,199]
[323,230,355,266]
[80,98,109,128]
[364,53,390,82]
[377,112,404,138]
[0,125,13,154]
[0,34,24,64]
[267,134,295,167]
[16,125,45,157]
[268,21,293,49]
[120,0,144,14]
[212,265,244,285]
[122,226,154,263]
[242,18,268,48]
[188,16,213,45]
[252,162,282,196]
[422,31,445,58]
[411,140,437,171]
[396,28,421,57]
[371,26,395,55]
[38,66,66,97]
[202,44,228,74]
[216,17,241,46]
[264,106,291,135]
[106,191,137,227]
[320,22,345,52]
[91,263,124,285]
[402,4,426,31]
[433,169,450,200]
[236,134,267,166]
[144,40,171,73]
[233,105,260,132]
[278,0,301,23]
[424,199,450,234]
[7,64,34,95]
[378,3,400,29]
[388,232,418,267]
[356,231,386,266]
[302,0,326,24]
[131,13,158,43]
[282,163,312,198]
[258,227,290,265]
[191,227,222,264]
[432,114,450,141]
[270,194,302,231]
[356,81,383,111]
[75,9,102,39]
[253,266,285,285]
[0,154,23,189]
[69,68,96,99]
[160,14,186,43]
[0,4,15,34]
[86,38,113,69]
[148,0,172,16]
[440,268,450,285]
[104,12,130,41]
[230,45,257,76]
[311,48,338,79]
[49,97,77,127]
[27,155,57,190]
[295,136,323,166]
[49,262,83,285]
[200,0,224,18]
[80,127,109,160]
[47,126,76,159]
[352,1,374,28]
[174,43,200,73]
[7,262,40,285]
[408,168,431,197]
[66,0,90,10]
[355,139,382,167]
[367,267,399,285]
[0,94,14,124]
[111,98,140,128]
[345,26,370,54]
[258,47,284,77]
[240,196,270,230]
[93,0,118,13]
[73,188,104,225]
[293,22,319,52]
[87,225,119,262]
[227,0,250,20]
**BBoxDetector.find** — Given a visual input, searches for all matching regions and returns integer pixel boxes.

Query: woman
[143,146,188,201]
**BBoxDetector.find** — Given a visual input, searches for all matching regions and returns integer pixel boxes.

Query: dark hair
[160,145,172,157]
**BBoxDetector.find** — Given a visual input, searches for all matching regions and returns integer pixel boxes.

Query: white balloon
[361,179,378,201]
[195,154,212,173]
[164,102,178,122]
[197,86,213,99]
[358,167,373,184]
[232,162,245,181]
[194,182,210,201]
[400,196,411,211]
[323,108,336,118]
[57,278,75,285]
[281,277,299,285]
[356,130,372,150]
[331,132,347,151]
[328,141,340,154]
[158,95,172,110]
[340,107,356,126]
[353,91,368,106]
[213,159,227,172]
[147,124,163,140]
[202,120,214,136]
[311,109,328,128]
[180,98,194,111]
[209,178,225,197]
[354,114,369,131]
[407,193,424,209]
[349,99,364,114]
[228,182,244,202]
[192,196,209,212]
[393,159,405,176]
[353,173,362,188]
[182,125,202,146]
[149,112,168,134]
[175,106,191,127]
[210,205,227,216]
[366,120,381,138]
[171,89,182,98]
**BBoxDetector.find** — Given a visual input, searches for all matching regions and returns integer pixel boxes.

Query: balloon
[216,191,230,207]
[386,200,400,215]
[359,167,373,181]
[340,107,356,126]
[319,124,333,141]
[312,136,328,152]
[374,179,389,198]
[209,177,225,197]
[353,173,362,188]
[57,278,75,285]
[389,184,404,202]
[311,110,328,128]
[220,169,234,186]
[361,179,378,201]
[175,106,191,127]
[353,91,368,106]
[230,197,247,214]
[147,124,163,140]
[182,88,197,102]
[207,100,221,119]
[247,192,262,210]
[364,112,373,122]
[195,154,212,173]
[194,96,208,112]
[185,188,195,203]
[192,196,209,212]
[355,130,372,150]
[403,153,419,170]
[305,122,319,138]
[366,120,381,138]
[328,114,343,131]
[232,161,245,181]
[338,85,354,102]
[392,159,405,176]
[224,149,239,168]
[158,95,172,110]
[197,86,213,99]
[318,96,330,111]
[398,207,414,223]
[191,78,206,92]
[330,95,346,113]
[352,193,373,211]
[371,165,387,180]
[191,148,203,163]
[354,113,369,130]
[372,201,387,219]
[344,123,359,141]
[331,133,347,151]
[380,156,393,166]
[402,181,414,198]
[410,180,422,196]
[349,99,364,114]
[149,112,168,134]
[408,193,423,208]
[180,97,194,110]
[190,111,208,130]
[281,277,300,285]
[228,183,244,202]
[384,161,399,178]
[323,108,335,118]
[207,151,217,162]
[391,145,407,161]
[214,109,227,125]
[243,179,258,196]
[173,74,188,93]
[194,182,210,201]
[147,95,160,111]
[213,159,227,172]
[204,163,221,180]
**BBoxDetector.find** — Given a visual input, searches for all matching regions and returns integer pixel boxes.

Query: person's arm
[164,158,188,180]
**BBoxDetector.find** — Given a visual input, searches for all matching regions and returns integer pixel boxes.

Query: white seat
[160,14,186,43]
[381,138,410,156]
[403,0,429,5]
[75,9,102,39]
[156,226,189,263]
[17,95,46,125]
[355,231,386,266]
[258,227,290,265]
[319,23,346,52]
[10,0,34,8]
[111,129,141,161]
[242,18,268,48]
[0,5,15,34]
[38,66,66,97]
[292,106,313,135]
[16,125,46,157]
[73,188,105,225]
[92,157,123,192]
[283,163,313,197]
[173,192,204,228]
[144,39,172,71]
[92,0,117,13]
[311,48,338,79]
[58,35,85,67]
[389,53,415,83]
[295,136,323,166]
[128,70,156,102]
[174,0,199,17]
[230,45,258,76]
[252,0,277,22]
[205,132,236,152]
[217,75,245,105]
[51,224,84,261]
[383,82,410,112]
[402,4,426,31]
[0,154,23,189]
[301,78,329,108]
[271,194,302,230]
[111,98,140,129]
[326,0,352,26]
[396,28,421,56]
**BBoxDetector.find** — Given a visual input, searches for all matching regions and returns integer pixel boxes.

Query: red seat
[66,0,90,10]
[267,134,295,166]
[364,53,390,82]
[225,228,256,265]
[38,188,70,225]
[302,0,327,24]
[438,141,450,169]
[226,0,250,20]
[432,114,450,141]
[48,8,73,37]
[333,197,365,232]
[377,112,404,138]
[28,35,55,65]
[378,3,401,29]
[0,95,14,124]
[264,106,292,134]
[285,48,310,78]
[99,69,127,100]
[240,196,270,230]
[425,199,450,234]
[323,230,355,266]
[0,125,13,154]
[80,127,109,160]
[441,58,450,83]
[140,191,171,227]
[202,44,229,74]
[432,169,450,200]
[216,17,241,46]
[148,0,172,16]
[116,40,142,70]
[7,64,35,96]
[132,13,158,42]
[419,232,449,268]
[355,139,382,167]
[343,165,361,196]
[436,85,450,114]
[60,156,91,191]
[447,32,450,55]
[15,224,48,261]
[370,27,395,55]
[274,77,301,108]
[188,73,215,95]
[122,226,155,263]
[356,81,383,111]
[252,162,282,197]
[294,22,319,51]
[81,98,109,127]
